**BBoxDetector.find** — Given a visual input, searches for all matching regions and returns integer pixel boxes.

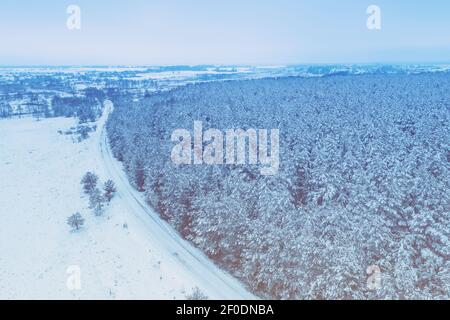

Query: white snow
[0,103,255,300]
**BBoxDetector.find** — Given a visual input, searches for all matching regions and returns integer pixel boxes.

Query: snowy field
[0,109,252,299]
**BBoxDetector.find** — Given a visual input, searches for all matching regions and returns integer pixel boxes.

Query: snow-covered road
[98,101,257,300]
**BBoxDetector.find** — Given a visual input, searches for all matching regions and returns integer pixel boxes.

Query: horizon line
[1,61,450,68]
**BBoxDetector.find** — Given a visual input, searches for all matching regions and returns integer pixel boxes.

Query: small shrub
[185,287,208,300]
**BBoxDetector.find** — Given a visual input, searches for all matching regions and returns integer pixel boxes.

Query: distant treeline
[0,87,106,122]
[51,88,106,122]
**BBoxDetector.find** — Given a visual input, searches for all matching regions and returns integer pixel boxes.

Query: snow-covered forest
[107,74,450,299]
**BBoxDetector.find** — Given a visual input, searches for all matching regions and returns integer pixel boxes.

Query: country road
[98,100,257,300]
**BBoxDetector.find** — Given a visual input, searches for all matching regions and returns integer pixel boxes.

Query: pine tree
[89,188,105,216]
[134,159,146,192]
[67,212,85,231]
[103,180,117,203]
[81,172,98,195]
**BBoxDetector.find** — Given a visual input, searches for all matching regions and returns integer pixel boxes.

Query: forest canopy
[107,74,450,299]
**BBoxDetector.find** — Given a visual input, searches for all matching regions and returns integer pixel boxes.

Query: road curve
[98,100,257,300]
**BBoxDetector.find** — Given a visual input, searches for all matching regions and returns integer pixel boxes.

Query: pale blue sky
[0,0,449,65]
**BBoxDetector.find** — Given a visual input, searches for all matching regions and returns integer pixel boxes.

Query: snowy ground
[0,105,254,299]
